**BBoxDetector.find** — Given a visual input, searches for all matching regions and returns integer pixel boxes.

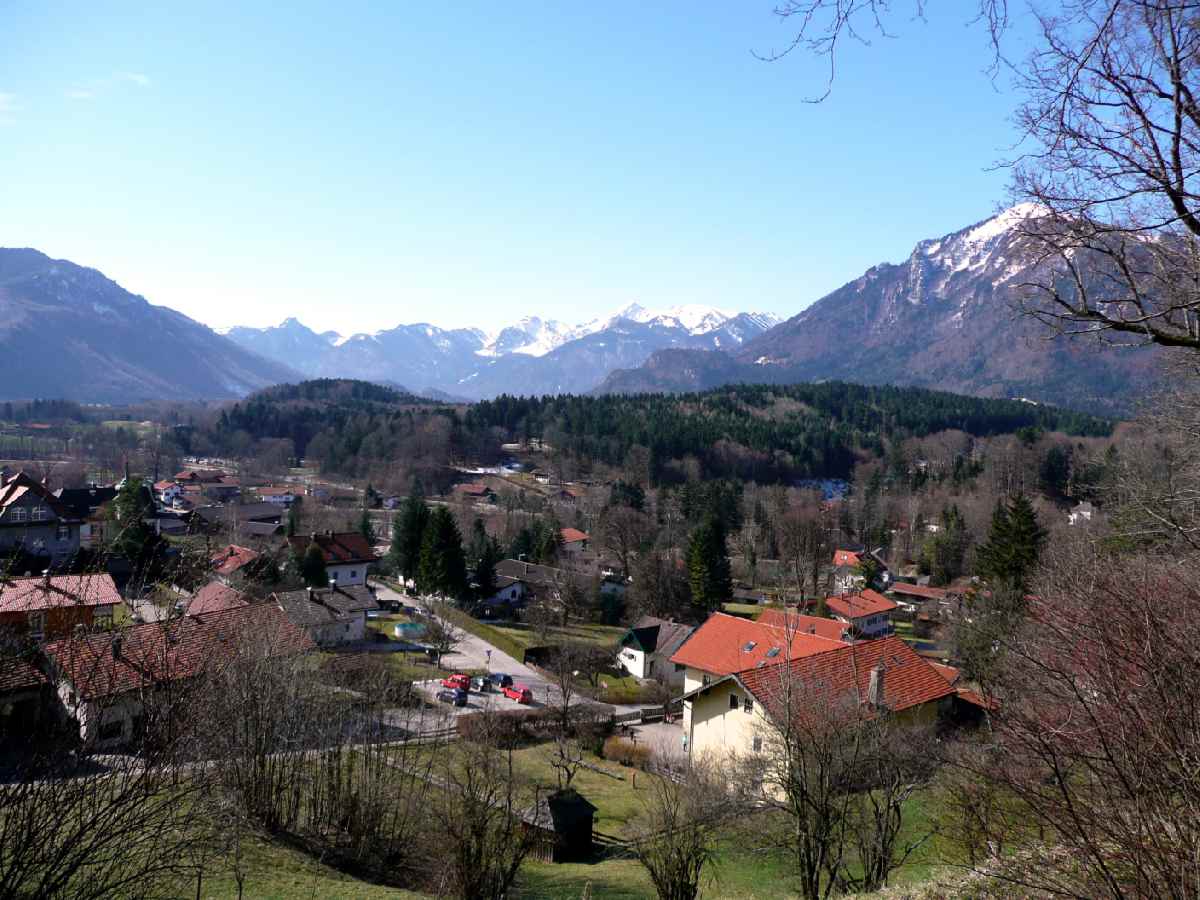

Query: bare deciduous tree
[629,761,730,900]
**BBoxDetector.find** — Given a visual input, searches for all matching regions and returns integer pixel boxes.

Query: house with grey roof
[273,584,380,647]
[617,615,695,687]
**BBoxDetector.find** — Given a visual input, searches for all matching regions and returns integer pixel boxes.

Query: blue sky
[1,3,1027,335]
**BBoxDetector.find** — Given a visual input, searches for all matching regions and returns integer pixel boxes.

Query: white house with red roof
[670,612,852,738]
[287,531,378,586]
[825,590,898,638]
[678,635,955,764]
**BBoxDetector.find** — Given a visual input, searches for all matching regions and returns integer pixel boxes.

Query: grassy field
[183,829,425,900]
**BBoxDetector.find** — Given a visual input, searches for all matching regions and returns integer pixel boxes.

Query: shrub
[602,736,652,769]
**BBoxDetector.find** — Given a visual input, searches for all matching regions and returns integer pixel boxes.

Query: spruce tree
[300,542,329,588]
[417,506,468,601]
[389,494,430,582]
[357,507,375,543]
[687,517,732,613]
[976,494,1047,590]
[474,537,502,600]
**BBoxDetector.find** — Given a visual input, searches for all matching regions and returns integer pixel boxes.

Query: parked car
[503,683,533,704]
[489,673,514,689]
[441,673,471,691]
[436,688,468,707]
[470,675,490,693]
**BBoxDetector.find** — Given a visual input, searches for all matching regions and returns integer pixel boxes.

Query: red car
[440,673,471,691]
[503,683,533,704]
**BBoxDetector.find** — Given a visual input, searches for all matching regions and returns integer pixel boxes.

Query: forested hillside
[465,383,1111,483]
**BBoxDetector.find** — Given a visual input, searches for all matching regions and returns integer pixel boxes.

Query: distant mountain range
[598,206,1161,415]
[0,205,1161,411]
[222,304,783,400]
[0,248,299,403]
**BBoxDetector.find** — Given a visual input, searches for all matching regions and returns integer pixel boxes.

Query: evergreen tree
[474,537,502,600]
[357,507,375,543]
[389,493,430,582]
[300,542,329,588]
[687,517,732,613]
[417,506,468,600]
[105,477,163,574]
[285,502,298,537]
[976,494,1048,591]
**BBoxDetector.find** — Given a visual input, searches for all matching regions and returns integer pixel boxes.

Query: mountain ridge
[0,248,300,403]
[597,206,1161,415]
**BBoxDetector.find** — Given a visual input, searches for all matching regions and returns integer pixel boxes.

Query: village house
[43,603,313,748]
[679,635,956,764]
[0,471,82,566]
[560,527,590,554]
[755,608,854,641]
[475,575,529,619]
[0,655,51,739]
[184,581,250,616]
[154,480,182,506]
[188,502,284,538]
[255,485,298,507]
[825,590,898,639]
[0,574,123,642]
[1068,501,1095,526]
[274,584,379,646]
[287,531,378,586]
[54,485,122,550]
[456,482,496,503]
[617,616,695,687]
[211,544,260,585]
[670,612,850,737]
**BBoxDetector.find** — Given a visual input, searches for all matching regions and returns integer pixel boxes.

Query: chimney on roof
[867,662,885,708]
[808,625,816,634]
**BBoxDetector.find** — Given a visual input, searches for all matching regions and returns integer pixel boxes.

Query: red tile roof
[287,532,378,565]
[930,662,960,685]
[187,581,250,616]
[458,483,493,496]
[736,636,955,717]
[670,612,845,676]
[890,582,948,601]
[44,603,313,700]
[826,590,898,620]
[0,574,121,614]
[212,544,260,577]
[0,656,47,692]
[755,609,851,642]
[560,527,589,544]
[832,549,862,567]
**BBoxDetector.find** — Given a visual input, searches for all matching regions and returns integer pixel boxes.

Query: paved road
[370,580,569,717]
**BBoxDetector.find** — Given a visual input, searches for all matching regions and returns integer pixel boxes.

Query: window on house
[27,611,45,640]
[56,525,70,541]
[729,693,739,710]
[702,674,710,685]
[98,720,124,742]
[742,641,757,652]
[30,506,47,522]
[752,735,763,752]
[744,697,754,713]
[674,662,685,672]
[94,606,113,628]
[350,570,357,579]
[765,647,782,658]
[9,507,26,523]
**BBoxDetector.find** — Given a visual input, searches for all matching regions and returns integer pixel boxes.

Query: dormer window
[9,507,26,523]
[30,506,47,522]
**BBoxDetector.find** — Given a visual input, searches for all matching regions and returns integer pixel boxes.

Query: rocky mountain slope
[0,249,300,403]
[225,304,781,400]
[599,207,1160,414]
